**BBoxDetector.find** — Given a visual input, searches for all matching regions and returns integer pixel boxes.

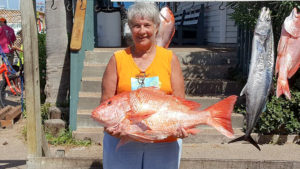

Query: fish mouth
[259,7,271,22]
[293,8,300,18]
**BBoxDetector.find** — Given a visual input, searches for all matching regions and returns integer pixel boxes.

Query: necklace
[135,71,147,87]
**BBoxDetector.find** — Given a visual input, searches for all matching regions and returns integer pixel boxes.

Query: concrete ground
[1,118,300,169]
[0,119,27,169]
[1,90,299,169]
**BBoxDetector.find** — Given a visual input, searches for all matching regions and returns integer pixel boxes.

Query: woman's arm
[170,53,185,98]
[100,55,118,103]
[100,55,122,136]
[170,53,188,138]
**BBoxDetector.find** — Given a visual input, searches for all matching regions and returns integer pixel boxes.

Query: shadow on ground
[0,160,26,168]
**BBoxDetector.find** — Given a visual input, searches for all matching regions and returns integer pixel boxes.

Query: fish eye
[107,101,112,105]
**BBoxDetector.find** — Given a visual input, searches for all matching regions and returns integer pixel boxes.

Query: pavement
[0,119,27,169]
[1,118,300,169]
[0,90,300,169]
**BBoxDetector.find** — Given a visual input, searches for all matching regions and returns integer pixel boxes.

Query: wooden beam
[70,0,87,51]
[0,105,12,120]
[5,105,22,120]
[20,0,43,157]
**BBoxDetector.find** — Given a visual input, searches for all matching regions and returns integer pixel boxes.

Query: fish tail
[205,95,238,138]
[276,79,291,100]
[228,135,261,151]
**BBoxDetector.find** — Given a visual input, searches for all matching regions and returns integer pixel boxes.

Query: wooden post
[70,0,87,51]
[69,0,94,131]
[20,0,43,157]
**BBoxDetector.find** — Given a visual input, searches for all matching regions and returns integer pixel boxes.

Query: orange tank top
[114,46,173,94]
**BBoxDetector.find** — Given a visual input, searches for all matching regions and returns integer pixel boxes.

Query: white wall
[173,2,237,44]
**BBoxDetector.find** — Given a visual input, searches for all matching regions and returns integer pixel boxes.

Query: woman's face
[130,16,158,48]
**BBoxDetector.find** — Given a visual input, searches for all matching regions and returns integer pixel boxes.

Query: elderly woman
[100,2,185,169]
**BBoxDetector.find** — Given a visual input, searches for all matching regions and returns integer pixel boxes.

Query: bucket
[97,9,121,47]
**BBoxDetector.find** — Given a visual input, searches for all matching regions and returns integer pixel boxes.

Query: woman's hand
[104,126,122,138]
[174,126,189,139]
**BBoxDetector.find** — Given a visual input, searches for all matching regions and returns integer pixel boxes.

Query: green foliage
[22,102,51,124]
[41,103,51,124]
[22,125,27,140]
[38,33,47,103]
[46,129,91,146]
[228,1,300,47]
[21,99,27,118]
[256,89,300,135]
[235,88,300,135]
[234,104,246,116]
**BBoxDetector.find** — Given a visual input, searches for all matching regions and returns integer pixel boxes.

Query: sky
[0,0,20,10]
[0,0,44,11]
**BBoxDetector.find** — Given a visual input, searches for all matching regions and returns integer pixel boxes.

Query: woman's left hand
[175,126,189,139]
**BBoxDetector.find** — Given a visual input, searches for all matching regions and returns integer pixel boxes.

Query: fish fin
[287,64,299,79]
[228,135,245,144]
[240,85,247,96]
[275,57,281,75]
[276,79,291,100]
[175,96,201,110]
[186,128,201,135]
[205,95,237,138]
[228,135,261,151]
[116,137,132,151]
[248,136,261,151]
[262,103,267,113]
[126,110,156,124]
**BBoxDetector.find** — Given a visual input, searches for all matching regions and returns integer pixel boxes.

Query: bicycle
[0,46,24,109]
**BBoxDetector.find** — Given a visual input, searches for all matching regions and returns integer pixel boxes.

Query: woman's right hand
[104,126,122,138]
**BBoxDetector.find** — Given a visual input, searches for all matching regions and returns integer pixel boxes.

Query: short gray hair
[127,2,160,27]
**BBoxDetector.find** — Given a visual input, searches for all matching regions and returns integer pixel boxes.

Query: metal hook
[219,2,225,10]
[51,0,57,10]
[94,4,101,12]
[66,0,72,12]
[80,0,86,10]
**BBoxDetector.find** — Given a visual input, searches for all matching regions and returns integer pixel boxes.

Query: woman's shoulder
[114,47,132,63]
[156,46,173,60]
[156,45,171,52]
[114,47,131,56]
[157,46,173,55]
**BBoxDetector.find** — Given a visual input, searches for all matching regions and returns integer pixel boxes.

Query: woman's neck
[132,44,156,58]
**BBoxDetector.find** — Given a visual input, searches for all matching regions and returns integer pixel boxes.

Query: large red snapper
[92,87,237,147]
[276,8,300,99]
